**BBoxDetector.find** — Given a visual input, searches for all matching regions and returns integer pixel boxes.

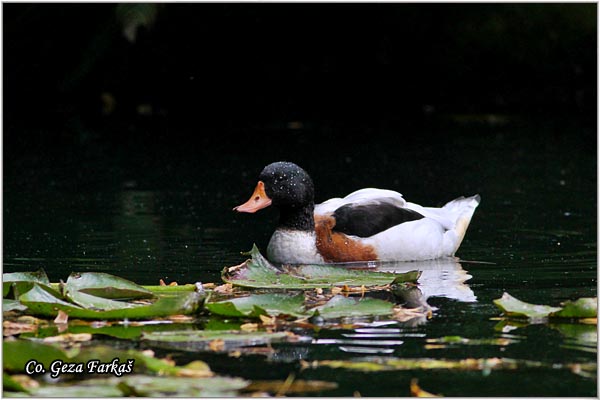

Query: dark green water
[4,117,597,396]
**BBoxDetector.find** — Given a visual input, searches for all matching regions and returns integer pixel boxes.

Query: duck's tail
[442,194,481,255]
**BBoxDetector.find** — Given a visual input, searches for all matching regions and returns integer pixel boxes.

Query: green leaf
[550,297,597,318]
[64,290,146,311]
[142,284,199,293]
[207,292,398,320]
[224,245,420,289]
[313,295,395,319]
[3,373,29,393]
[3,270,50,286]
[4,339,212,378]
[206,292,306,317]
[19,283,204,320]
[3,269,58,301]
[65,272,154,300]
[114,375,248,397]
[18,283,85,313]
[13,378,249,398]
[3,340,69,373]
[493,292,562,319]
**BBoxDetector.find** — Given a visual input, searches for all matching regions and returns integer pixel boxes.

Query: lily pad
[494,293,598,320]
[65,272,155,300]
[3,299,28,313]
[3,270,60,300]
[18,283,85,314]
[206,292,306,317]
[223,245,420,289]
[207,292,400,320]
[550,297,597,318]
[493,292,562,319]
[63,290,146,312]
[4,270,51,286]
[313,295,395,319]
[5,272,205,320]
[43,291,202,320]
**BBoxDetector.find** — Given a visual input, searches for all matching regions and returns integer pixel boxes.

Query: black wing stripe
[332,203,424,238]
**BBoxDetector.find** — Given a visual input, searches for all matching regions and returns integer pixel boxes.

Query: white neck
[266,229,325,265]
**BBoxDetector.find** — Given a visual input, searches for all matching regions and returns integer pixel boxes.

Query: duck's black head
[234,161,316,231]
[259,162,314,209]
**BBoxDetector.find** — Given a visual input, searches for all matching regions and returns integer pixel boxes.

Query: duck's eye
[254,196,260,201]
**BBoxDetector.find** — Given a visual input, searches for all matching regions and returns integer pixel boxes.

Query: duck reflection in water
[351,257,476,327]
[381,257,477,304]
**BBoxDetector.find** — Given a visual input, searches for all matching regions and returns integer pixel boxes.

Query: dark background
[4,3,596,165]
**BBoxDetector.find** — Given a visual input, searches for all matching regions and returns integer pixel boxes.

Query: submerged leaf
[142,329,305,352]
[27,383,123,397]
[3,320,39,336]
[3,373,32,394]
[410,378,441,397]
[3,340,69,373]
[5,339,214,379]
[245,379,338,394]
[113,375,249,397]
[224,245,420,289]
[306,356,596,377]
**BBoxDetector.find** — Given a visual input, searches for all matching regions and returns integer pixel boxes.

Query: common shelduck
[234,161,480,264]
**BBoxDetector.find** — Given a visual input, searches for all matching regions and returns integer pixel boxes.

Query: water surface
[4,117,596,396]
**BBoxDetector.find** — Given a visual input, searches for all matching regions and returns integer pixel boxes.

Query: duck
[234,161,480,265]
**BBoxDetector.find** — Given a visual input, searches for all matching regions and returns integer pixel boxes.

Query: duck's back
[313,189,480,262]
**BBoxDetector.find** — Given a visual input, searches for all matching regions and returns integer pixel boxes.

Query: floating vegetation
[206,291,429,322]
[301,356,597,378]
[3,252,597,397]
[493,292,597,321]
[4,339,213,378]
[424,335,517,349]
[222,244,420,289]
[142,329,309,352]
[2,256,425,397]
[4,270,205,320]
